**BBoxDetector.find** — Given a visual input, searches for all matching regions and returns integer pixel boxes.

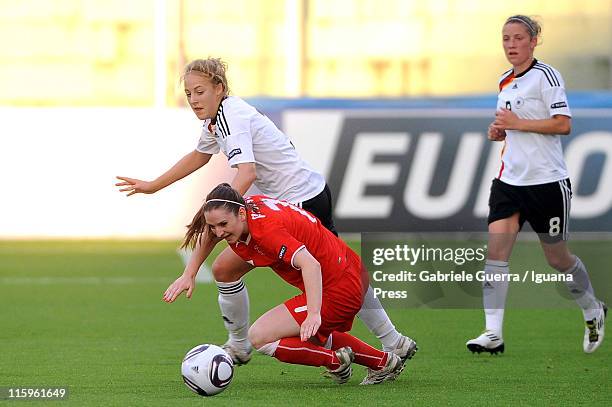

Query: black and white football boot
[584,302,607,353]
[466,330,505,355]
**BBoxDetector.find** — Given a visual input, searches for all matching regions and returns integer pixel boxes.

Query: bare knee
[212,250,253,282]
[541,242,575,272]
[546,255,574,272]
[212,259,241,282]
[487,216,519,262]
[248,325,269,351]
[248,327,279,356]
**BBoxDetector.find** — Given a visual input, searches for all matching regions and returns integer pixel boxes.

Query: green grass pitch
[0,240,610,406]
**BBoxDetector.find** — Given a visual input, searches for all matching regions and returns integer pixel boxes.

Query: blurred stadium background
[2,0,612,104]
[1,0,611,238]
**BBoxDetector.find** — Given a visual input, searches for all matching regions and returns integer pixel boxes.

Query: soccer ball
[181,344,234,397]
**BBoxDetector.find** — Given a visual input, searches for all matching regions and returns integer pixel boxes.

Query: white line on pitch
[0,276,171,285]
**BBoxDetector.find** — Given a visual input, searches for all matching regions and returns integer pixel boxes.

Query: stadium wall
[281,105,612,233]
[1,93,611,237]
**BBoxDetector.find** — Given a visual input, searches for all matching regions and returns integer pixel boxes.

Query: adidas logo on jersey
[512,83,518,89]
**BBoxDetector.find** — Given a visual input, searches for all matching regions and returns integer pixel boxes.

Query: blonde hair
[182,58,230,94]
[505,15,542,42]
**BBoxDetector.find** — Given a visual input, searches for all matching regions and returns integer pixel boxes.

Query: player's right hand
[487,124,506,141]
[300,312,321,342]
[163,274,195,303]
[115,176,157,196]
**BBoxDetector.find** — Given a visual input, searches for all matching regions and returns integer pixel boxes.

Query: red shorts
[284,251,366,343]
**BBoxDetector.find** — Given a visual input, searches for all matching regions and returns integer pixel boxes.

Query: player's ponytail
[181,183,246,249]
[181,204,207,250]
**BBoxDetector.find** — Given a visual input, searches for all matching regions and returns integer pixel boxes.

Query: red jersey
[229,195,359,293]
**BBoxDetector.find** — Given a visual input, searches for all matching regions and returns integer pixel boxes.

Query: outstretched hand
[163,274,196,303]
[115,176,157,196]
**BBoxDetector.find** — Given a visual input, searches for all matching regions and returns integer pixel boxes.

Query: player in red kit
[164,183,409,385]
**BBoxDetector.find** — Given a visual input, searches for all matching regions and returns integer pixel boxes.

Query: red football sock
[274,337,340,369]
[329,332,388,370]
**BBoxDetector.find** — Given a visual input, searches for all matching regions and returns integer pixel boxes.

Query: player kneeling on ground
[166,183,415,384]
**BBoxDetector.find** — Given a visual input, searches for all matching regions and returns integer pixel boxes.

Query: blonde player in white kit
[466,15,606,355]
[116,58,417,365]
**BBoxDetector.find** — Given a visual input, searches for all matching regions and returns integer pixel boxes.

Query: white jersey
[496,59,572,186]
[196,96,325,203]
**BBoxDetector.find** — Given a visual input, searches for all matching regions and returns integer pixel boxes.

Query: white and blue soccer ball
[181,344,234,397]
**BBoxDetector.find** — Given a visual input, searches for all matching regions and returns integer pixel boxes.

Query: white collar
[236,234,251,246]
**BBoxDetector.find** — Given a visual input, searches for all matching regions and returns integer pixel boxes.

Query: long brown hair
[181,183,246,249]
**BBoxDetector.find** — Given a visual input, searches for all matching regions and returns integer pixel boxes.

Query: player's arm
[183,232,220,278]
[163,225,221,303]
[492,109,571,135]
[231,162,257,196]
[293,248,323,341]
[116,150,212,196]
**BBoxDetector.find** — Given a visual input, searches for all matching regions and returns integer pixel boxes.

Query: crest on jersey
[514,97,525,109]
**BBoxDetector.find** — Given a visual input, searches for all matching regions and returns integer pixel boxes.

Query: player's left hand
[493,108,521,130]
[300,312,321,342]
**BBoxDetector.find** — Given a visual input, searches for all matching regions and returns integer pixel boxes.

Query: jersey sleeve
[221,102,255,167]
[541,68,572,118]
[225,131,256,167]
[252,219,305,269]
[196,123,220,154]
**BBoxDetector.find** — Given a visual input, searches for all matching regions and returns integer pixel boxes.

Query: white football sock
[483,259,509,337]
[216,280,251,351]
[255,340,279,357]
[357,285,402,351]
[563,256,600,321]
